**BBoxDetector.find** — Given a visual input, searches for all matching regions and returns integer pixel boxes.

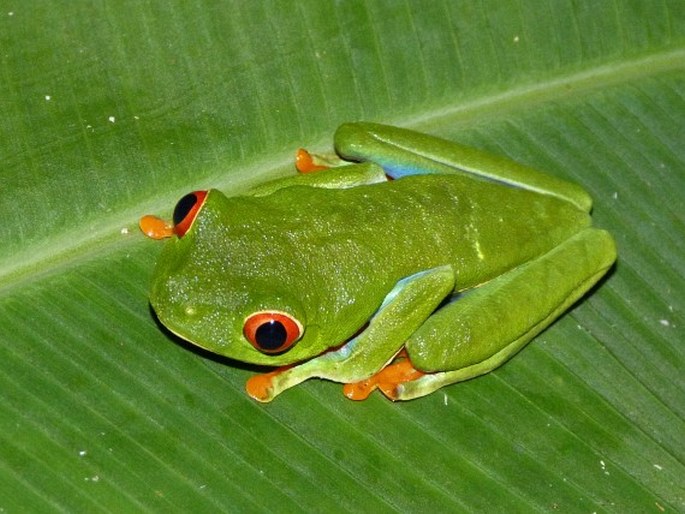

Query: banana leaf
[1,1,683,511]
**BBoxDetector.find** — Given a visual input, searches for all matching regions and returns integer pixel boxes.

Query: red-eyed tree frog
[140,123,616,402]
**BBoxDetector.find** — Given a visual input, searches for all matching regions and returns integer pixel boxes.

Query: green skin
[149,123,616,401]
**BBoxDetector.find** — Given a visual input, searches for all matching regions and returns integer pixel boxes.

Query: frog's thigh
[262,266,455,400]
[335,122,592,211]
[398,227,616,400]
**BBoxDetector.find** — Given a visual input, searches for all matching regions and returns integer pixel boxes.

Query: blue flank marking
[380,163,432,180]
[379,159,519,189]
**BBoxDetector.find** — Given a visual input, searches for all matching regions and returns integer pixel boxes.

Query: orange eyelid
[243,311,303,354]
[139,215,174,240]
[174,190,208,237]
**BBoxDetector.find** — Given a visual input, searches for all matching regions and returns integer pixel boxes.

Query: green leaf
[1,1,683,511]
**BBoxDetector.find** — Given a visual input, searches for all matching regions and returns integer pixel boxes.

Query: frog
[139,122,616,402]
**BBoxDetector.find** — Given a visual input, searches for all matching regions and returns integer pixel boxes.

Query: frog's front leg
[247,161,387,197]
[245,266,455,402]
[381,227,616,401]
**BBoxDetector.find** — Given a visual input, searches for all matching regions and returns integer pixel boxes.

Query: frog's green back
[152,175,590,364]
[149,172,590,365]
[236,172,590,293]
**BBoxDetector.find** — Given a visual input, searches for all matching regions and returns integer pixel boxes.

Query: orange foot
[343,352,425,401]
[295,148,329,173]
[139,214,174,239]
[245,365,293,402]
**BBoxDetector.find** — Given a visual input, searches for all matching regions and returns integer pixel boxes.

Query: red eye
[243,311,303,354]
[173,190,208,237]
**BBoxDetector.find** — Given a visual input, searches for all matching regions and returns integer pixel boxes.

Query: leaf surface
[1,2,683,511]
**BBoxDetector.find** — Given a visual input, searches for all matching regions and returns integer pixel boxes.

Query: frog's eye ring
[173,190,208,237]
[243,311,303,354]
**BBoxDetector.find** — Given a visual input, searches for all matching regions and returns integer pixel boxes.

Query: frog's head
[141,189,330,366]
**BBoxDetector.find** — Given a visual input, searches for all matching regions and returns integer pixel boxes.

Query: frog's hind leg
[334,122,592,212]
[381,227,616,401]
[342,349,425,401]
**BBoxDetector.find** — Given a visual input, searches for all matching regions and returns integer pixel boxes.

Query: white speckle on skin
[120,227,129,235]
[78,450,87,457]
[474,240,484,261]
[108,116,116,123]
[513,35,520,43]
[653,463,663,471]
[467,219,484,260]
[45,95,51,101]
[659,319,670,327]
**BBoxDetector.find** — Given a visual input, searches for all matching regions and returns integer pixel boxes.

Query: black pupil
[255,321,287,351]
[173,193,198,226]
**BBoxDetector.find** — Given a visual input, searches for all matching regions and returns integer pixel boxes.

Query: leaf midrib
[1,47,682,297]
[406,47,684,130]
